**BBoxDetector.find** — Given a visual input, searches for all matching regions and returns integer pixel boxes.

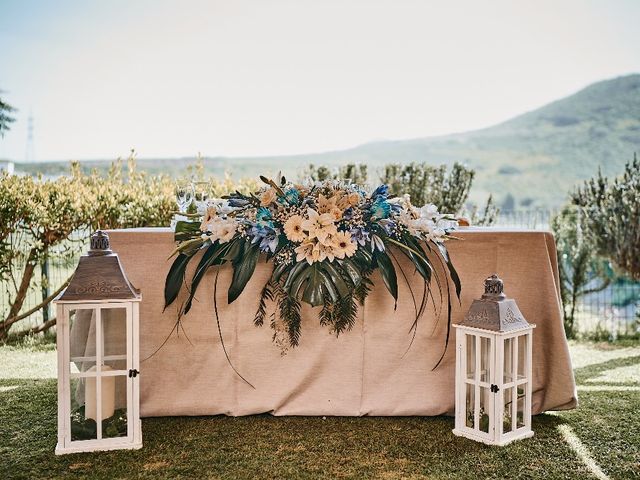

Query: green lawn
[1,341,638,480]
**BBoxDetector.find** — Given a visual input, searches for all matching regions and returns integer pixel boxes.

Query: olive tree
[552,205,610,338]
[0,174,92,340]
[571,156,640,280]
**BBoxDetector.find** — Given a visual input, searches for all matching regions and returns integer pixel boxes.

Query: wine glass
[175,180,194,213]
[194,182,211,214]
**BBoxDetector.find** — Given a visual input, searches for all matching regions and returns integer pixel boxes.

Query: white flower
[206,217,238,244]
[419,204,440,220]
[394,202,455,242]
[301,208,337,243]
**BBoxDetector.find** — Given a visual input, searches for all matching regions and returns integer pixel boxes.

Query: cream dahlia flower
[331,231,357,259]
[284,215,307,242]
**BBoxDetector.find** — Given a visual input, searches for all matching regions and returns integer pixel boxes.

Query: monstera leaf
[164,253,191,310]
[184,241,231,313]
[375,250,398,302]
[228,240,260,304]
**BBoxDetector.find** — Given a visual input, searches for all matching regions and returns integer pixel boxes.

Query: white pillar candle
[85,365,115,421]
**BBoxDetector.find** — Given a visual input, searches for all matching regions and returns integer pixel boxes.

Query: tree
[551,205,610,338]
[0,92,16,137]
[571,156,640,280]
[0,174,92,340]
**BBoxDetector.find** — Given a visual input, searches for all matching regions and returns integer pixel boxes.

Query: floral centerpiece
[165,175,461,369]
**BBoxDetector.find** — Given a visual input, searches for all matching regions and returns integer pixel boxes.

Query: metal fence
[1,210,638,339]
[0,231,90,335]
[573,280,639,338]
[493,209,557,230]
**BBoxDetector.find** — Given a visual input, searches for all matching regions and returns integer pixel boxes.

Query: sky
[0,0,639,162]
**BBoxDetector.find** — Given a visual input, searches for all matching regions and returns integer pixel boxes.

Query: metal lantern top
[55,230,141,303]
[458,274,532,332]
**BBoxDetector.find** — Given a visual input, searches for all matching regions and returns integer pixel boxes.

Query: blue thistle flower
[371,184,389,200]
[370,198,391,220]
[285,187,299,204]
[256,207,274,228]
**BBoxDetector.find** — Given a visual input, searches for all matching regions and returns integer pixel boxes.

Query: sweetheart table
[100,227,577,417]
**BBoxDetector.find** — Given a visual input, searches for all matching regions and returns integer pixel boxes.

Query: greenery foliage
[551,206,610,338]
[553,156,640,338]
[304,163,368,185]
[0,156,256,340]
[381,162,473,214]
[571,155,640,281]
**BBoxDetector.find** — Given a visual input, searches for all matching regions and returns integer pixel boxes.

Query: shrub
[380,162,474,214]
[0,156,256,339]
[571,155,640,280]
[304,163,368,185]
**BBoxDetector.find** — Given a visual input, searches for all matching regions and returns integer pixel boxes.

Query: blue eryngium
[370,197,391,220]
[371,184,389,199]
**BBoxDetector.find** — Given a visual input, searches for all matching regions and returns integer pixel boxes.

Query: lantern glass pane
[101,375,128,438]
[516,385,526,429]
[69,309,96,373]
[466,334,475,380]
[465,384,475,428]
[479,387,490,433]
[70,377,97,441]
[517,335,527,380]
[101,308,127,368]
[503,386,514,433]
[503,337,514,383]
[480,337,490,383]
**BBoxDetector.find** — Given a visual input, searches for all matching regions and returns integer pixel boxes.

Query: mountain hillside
[15,74,640,209]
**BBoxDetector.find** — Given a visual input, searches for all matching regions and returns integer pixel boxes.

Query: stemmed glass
[193,182,211,214]
[175,180,194,213]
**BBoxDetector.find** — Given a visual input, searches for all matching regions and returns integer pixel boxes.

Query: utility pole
[25,112,35,162]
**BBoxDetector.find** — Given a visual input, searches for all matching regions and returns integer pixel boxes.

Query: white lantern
[453,274,535,446]
[54,231,142,454]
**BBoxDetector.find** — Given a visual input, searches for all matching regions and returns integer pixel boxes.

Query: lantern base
[55,440,142,455]
[452,428,534,446]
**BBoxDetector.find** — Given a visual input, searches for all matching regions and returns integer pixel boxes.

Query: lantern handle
[88,230,113,256]
[482,274,506,300]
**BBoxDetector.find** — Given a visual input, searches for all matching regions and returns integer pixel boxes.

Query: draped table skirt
[104,227,577,417]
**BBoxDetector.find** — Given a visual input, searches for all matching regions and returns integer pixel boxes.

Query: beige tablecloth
[106,227,577,417]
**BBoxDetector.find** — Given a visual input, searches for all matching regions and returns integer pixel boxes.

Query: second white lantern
[453,274,535,446]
